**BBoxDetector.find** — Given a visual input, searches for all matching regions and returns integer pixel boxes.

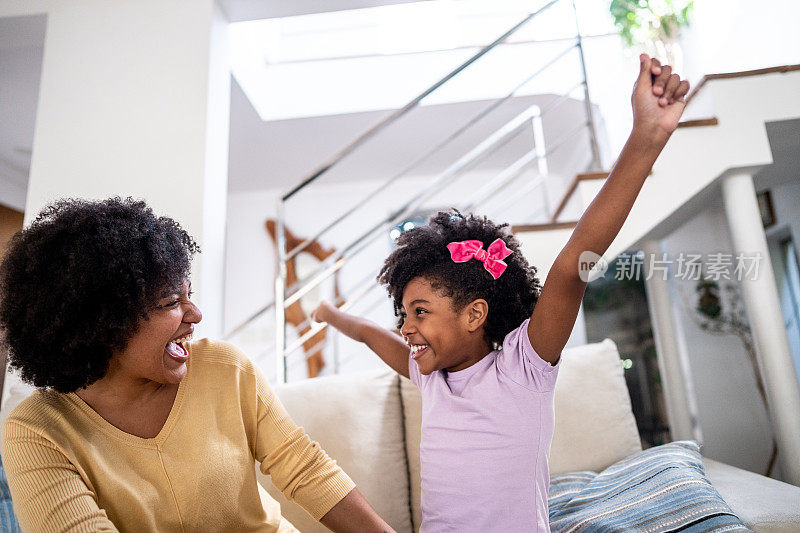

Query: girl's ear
[465,299,489,332]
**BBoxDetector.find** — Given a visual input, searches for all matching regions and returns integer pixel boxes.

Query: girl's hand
[631,53,690,148]
[310,301,336,323]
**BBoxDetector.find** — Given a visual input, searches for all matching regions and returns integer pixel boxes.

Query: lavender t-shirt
[409,319,560,532]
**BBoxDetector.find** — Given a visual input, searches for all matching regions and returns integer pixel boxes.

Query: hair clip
[446,238,513,279]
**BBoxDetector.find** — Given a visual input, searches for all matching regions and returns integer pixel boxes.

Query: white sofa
[258,339,800,532]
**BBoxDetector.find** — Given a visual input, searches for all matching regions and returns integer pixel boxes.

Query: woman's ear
[465,299,489,332]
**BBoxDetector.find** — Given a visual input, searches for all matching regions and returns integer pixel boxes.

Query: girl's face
[110,279,202,385]
[400,276,489,375]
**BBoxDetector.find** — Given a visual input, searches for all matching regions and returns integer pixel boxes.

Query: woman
[0,198,393,532]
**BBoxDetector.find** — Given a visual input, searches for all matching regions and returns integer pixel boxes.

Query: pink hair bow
[446,238,513,279]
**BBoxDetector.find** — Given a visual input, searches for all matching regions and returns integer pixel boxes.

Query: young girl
[312,54,690,532]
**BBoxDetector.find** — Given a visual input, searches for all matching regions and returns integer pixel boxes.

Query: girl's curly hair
[0,197,200,393]
[378,210,541,348]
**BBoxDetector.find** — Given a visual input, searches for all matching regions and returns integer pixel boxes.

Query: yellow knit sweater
[1,339,355,532]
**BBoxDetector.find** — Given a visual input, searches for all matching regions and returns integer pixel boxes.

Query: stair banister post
[571,0,603,171]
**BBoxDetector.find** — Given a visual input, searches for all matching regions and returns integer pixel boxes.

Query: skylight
[230,0,616,121]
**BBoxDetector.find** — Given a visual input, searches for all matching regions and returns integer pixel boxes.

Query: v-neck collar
[66,354,192,447]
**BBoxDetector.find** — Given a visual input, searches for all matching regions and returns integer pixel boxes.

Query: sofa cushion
[549,338,642,475]
[548,441,747,531]
[703,457,800,532]
[258,370,413,533]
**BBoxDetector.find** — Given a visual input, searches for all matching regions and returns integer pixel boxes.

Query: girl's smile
[410,344,429,359]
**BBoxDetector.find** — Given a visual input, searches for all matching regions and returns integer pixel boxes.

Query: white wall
[19,0,231,339]
[0,40,43,211]
[662,201,775,474]
[680,0,800,83]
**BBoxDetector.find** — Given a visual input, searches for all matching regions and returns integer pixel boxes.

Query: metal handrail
[277,119,590,362]
[462,120,590,215]
[283,40,579,265]
[571,0,603,170]
[282,106,544,309]
[270,0,602,381]
[225,300,275,339]
[226,84,587,345]
[224,79,585,342]
[283,84,584,303]
[280,0,563,203]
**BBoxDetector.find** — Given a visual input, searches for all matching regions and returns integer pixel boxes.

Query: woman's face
[111,279,202,386]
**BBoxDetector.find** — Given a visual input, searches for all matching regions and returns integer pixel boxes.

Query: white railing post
[275,199,288,384]
[531,111,550,218]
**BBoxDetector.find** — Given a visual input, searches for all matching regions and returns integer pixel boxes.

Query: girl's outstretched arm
[528,54,690,364]
[311,301,411,378]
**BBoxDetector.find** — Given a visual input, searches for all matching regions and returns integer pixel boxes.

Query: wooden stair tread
[685,64,800,106]
[551,171,609,223]
[512,221,578,232]
[575,171,609,181]
[677,117,719,128]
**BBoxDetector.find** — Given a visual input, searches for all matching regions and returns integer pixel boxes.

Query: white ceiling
[227,76,597,192]
[218,0,423,23]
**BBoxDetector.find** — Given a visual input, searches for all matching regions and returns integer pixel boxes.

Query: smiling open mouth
[411,344,429,360]
[166,333,192,362]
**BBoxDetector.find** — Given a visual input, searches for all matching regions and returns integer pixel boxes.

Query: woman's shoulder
[185,338,260,377]
[2,389,72,442]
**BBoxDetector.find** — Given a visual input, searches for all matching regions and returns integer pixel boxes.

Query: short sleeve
[495,319,560,392]
[408,351,435,390]
[408,352,421,388]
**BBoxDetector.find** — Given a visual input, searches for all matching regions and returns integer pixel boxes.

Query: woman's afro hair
[377,210,541,348]
[0,197,199,393]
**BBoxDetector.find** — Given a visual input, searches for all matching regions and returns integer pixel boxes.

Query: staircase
[514,65,800,279]
[224,0,611,382]
[224,0,799,385]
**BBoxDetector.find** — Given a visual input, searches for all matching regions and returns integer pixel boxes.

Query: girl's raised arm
[312,301,411,378]
[528,54,690,364]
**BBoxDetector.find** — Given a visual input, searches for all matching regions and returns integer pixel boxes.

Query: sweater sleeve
[1,419,119,533]
[252,374,356,521]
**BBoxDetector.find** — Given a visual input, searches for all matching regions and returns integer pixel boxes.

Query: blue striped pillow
[0,457,21,533]
[548,441,749,532]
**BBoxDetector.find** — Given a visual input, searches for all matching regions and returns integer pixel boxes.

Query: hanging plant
[609,0,694,47]
[695,279,721,319]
